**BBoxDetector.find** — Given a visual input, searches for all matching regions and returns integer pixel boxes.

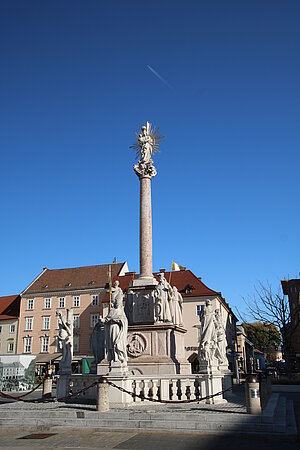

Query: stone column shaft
[139,176,152,278]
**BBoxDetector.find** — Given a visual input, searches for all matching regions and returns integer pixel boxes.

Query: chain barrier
[57,380,99,402]
[0,380,44,402]
[1,377,232,405]
[106,379,232,404]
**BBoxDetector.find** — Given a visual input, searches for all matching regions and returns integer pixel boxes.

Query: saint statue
[130,121,164,179]
[90,319,105,365]
[138,125,154,163]
[198,300,217,364]
[214,310,227,365]
[103,281,128,369]
[171,286,184,326]
[154,272,172,322]
[56,309,73,375]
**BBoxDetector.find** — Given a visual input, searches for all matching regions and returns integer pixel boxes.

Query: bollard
[259,373,267,409]
[43,377,52,399]
[245,375,261,414]
[97,377,109,412]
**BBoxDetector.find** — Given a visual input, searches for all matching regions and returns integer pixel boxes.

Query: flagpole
[169,260,174,285]
[108,264,112,311]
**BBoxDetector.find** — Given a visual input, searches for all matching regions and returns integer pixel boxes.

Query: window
[73,296,80,307]
[8,342,14,353]
[25,317,33,331]
[24,337,32,353]
[44,298,51,309]
[55,336,60,352]
[41,336,49,353]
[43,316,50,330]
[90,313,99,328]
[196,305,204,316]
[73,315,80,329]
[9,324,15,333]
[27,299,34,310]
[58,297,65,308]
[73,335,79,352]
[91,294,99,306]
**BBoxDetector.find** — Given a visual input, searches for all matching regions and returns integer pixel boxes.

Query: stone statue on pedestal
[171,286,184,326]
[103,281,128,371]
[198,300,229,372]
[90,320,105,366]
[154,273,172,323]
[214,309,227,365]
[198,300,217,365]
[56,309,73,375]
[130,121,163,179]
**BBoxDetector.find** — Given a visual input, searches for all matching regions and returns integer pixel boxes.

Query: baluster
[141,380,146,401]
[143,379,150,400]
[152,379,159,400]
[181,379,188,400]
[135,380,142,402]
[189,379,196,400]
[171,379,178,400]
[68,377,72,396]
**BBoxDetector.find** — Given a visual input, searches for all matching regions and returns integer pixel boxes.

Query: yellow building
[0,295,20,355]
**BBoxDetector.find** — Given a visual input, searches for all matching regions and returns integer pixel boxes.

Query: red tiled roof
[0,295,20,320]
[102,269,237,321]
[23,263,126,295]
[102,270,219,302]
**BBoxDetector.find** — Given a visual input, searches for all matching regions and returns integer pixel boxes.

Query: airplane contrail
[147,65,173,90]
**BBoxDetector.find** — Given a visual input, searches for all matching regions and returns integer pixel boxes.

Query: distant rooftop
[0,295,20,320]
[22,262,127,295]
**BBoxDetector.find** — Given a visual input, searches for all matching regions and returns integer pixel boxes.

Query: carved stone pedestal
[97,323,190,376]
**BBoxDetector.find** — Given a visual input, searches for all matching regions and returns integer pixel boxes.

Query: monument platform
[97,323,190,376]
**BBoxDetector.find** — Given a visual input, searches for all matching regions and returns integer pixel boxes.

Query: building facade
[0,295,20,355]
[17,262,128,367]
[281,278,300,370]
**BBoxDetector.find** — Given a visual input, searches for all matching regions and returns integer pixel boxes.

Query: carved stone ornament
[130,121,164,180]
[127,333,147,357]
[133,159,157,179]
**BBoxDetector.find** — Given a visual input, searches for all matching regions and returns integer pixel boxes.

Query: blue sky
[0,1,299,314]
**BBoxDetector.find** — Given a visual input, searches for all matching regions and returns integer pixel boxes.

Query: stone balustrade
[58,373,223,404]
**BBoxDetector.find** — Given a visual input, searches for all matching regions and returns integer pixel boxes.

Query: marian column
[131,122,163,286]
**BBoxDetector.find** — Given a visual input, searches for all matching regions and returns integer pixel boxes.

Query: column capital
[133,160,157,179]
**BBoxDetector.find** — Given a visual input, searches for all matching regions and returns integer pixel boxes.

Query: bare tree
[241,282,300,373]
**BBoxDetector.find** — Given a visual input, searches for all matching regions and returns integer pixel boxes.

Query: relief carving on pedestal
[127,333,147,357]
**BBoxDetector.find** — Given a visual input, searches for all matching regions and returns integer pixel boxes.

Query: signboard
[0,355,36,392]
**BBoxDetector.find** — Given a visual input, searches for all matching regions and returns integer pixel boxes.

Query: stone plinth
[98,323,191,376]
[125,285,157,325]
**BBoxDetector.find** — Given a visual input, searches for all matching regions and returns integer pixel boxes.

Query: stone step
[0,417,277,433]
[0,408,260,423]
[0,394,294,435]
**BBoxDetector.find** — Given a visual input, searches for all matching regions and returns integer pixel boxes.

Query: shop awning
[35,353,61,364]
